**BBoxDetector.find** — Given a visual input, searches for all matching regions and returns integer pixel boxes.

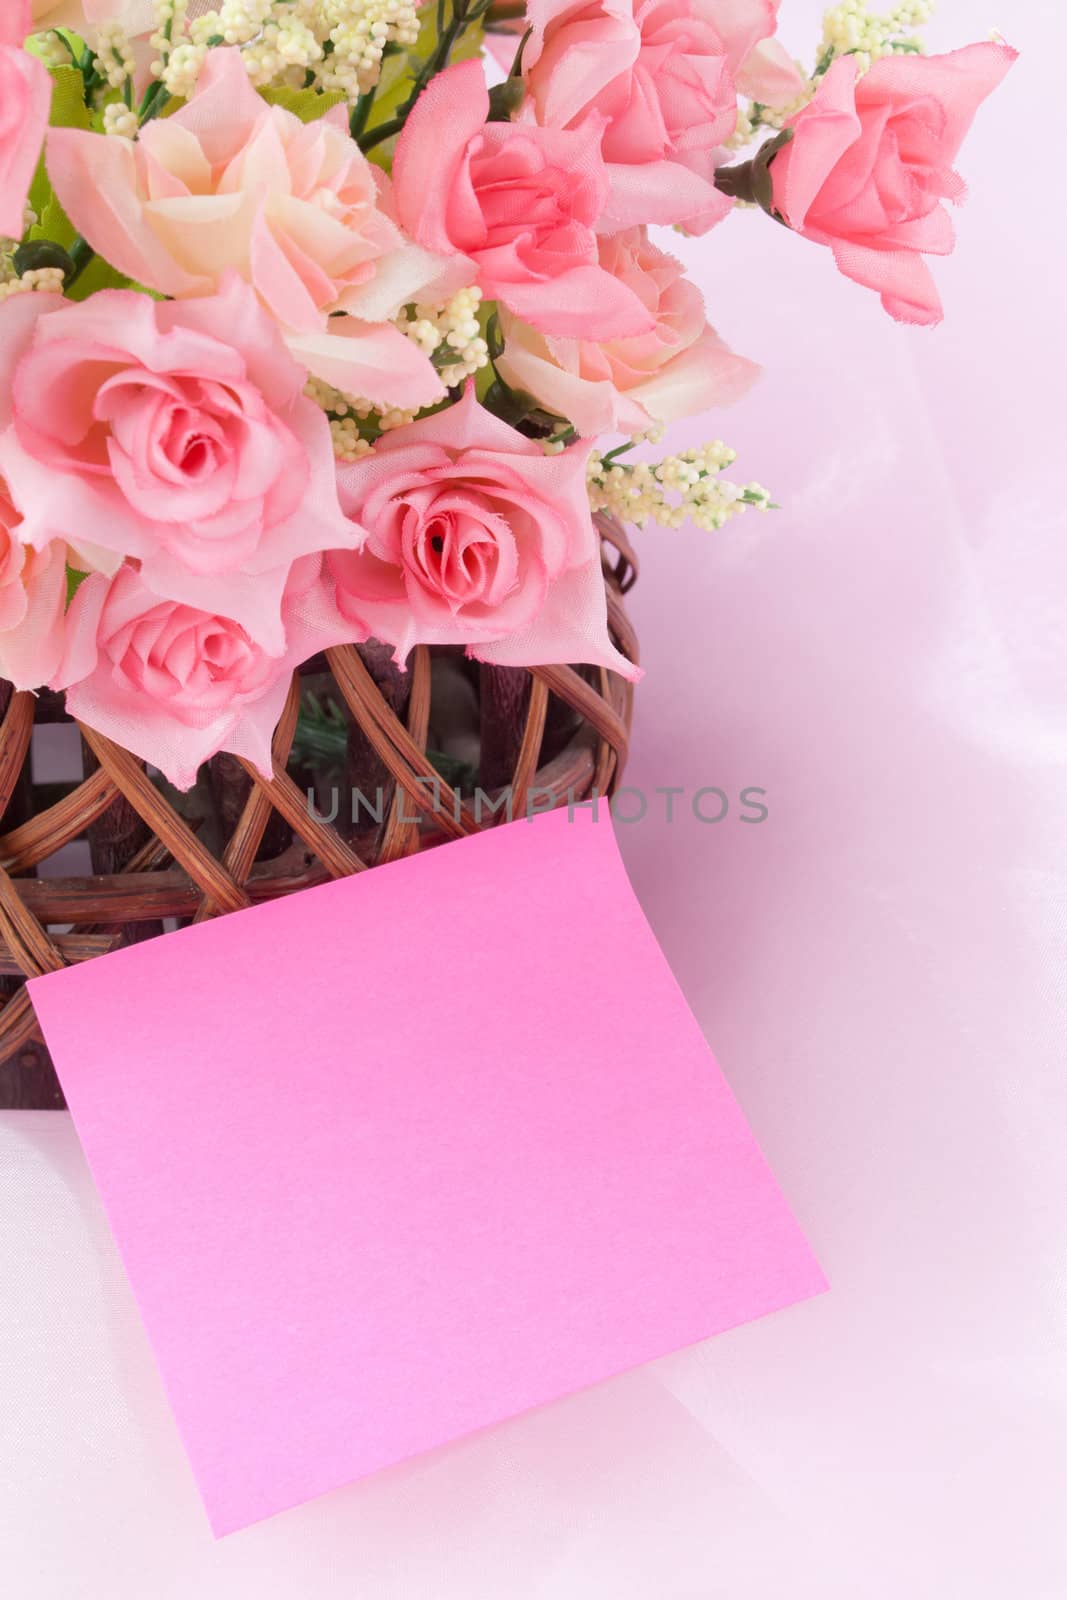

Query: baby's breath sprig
[103,103,139,138]
[32,30,72,69]
[0,267,66,305]
[140,1,440,106]
[587,442,774,533]
[304,290,492,459]
[320,0,421,104]
[398,287,491,390]
[304,374,422,460]
[818,0,934,76]
[92,20,137,95]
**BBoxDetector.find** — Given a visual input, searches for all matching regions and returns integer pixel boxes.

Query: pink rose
[771,43,1017,325]
[328,385,637,679]
[392,59,653,340]
[496,227,758,437]
[0,2,52,242]
[46,49,448,409]
[0,276,360,649]
[53,557,346,790]
[0,473,66,690]
[521,0,785,233]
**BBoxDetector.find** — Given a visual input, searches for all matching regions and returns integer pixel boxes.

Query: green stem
[359,0,484,153]
[359,114,404,152]
[350,84,377,138]
[713,160,759,205]
[65,235,96,289]
[138,77,170,125]
[714,128,794,220]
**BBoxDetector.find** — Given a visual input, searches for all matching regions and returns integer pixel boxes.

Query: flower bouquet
[0,0,1013,1101]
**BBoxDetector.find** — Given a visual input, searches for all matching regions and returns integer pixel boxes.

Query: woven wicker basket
[0,516,638,1107]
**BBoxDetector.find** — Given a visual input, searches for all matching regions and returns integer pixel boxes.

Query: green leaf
[291,690,349,778]
[47,65,93,132]
[259,85,348,123]
[30,193,75,252]
[65,567,90,606]
[65,252,135,301]
[427,749,478,791]
[27,64,94,235]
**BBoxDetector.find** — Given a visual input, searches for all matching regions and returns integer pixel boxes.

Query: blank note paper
[29,807,826,1536]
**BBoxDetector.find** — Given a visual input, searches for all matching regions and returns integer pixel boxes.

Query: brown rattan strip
[327,645,480,840]
[0,988,45,1057]
[591,668,621,797]
[0,766,117,873]
[0,863,67,977]
[192,676,304,924]
[236,757,366,879]
[509,675,550,820]
[0,932,115,977]
[0,825,198,1054]
[378,645,432,864]
[530,664,630,756]
[0,693,34,819]
[6,854,330,927]
[78,726,251,917]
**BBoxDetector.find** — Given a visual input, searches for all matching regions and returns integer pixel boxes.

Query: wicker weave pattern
[0,520,638,1102]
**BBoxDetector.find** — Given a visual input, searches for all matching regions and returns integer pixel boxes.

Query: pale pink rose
[0,276,361,649]
[496,227,758,437]
[0,474,66,690]
[392,59,653,340]
[328,385,638,679]
[0,2,52,242]
[53,556,349,790]
[521,0,785,233]
[771,43,1017,325]
[736,35,807,106]
[46,48,448,409]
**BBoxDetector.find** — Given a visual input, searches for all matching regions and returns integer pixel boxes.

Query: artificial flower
[46,47,449,408]
[328,384,638,678]
[392,58,654,340]
[521,0,788,233]
[496,228,758,437]
[53,556,344,790]
[0,275,361,649]
[771,42,1017,324]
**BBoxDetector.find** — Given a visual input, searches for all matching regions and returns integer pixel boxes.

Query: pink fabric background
[2,1,1065,1592]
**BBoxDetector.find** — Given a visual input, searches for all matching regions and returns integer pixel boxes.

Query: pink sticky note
[29,808,825,1535]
